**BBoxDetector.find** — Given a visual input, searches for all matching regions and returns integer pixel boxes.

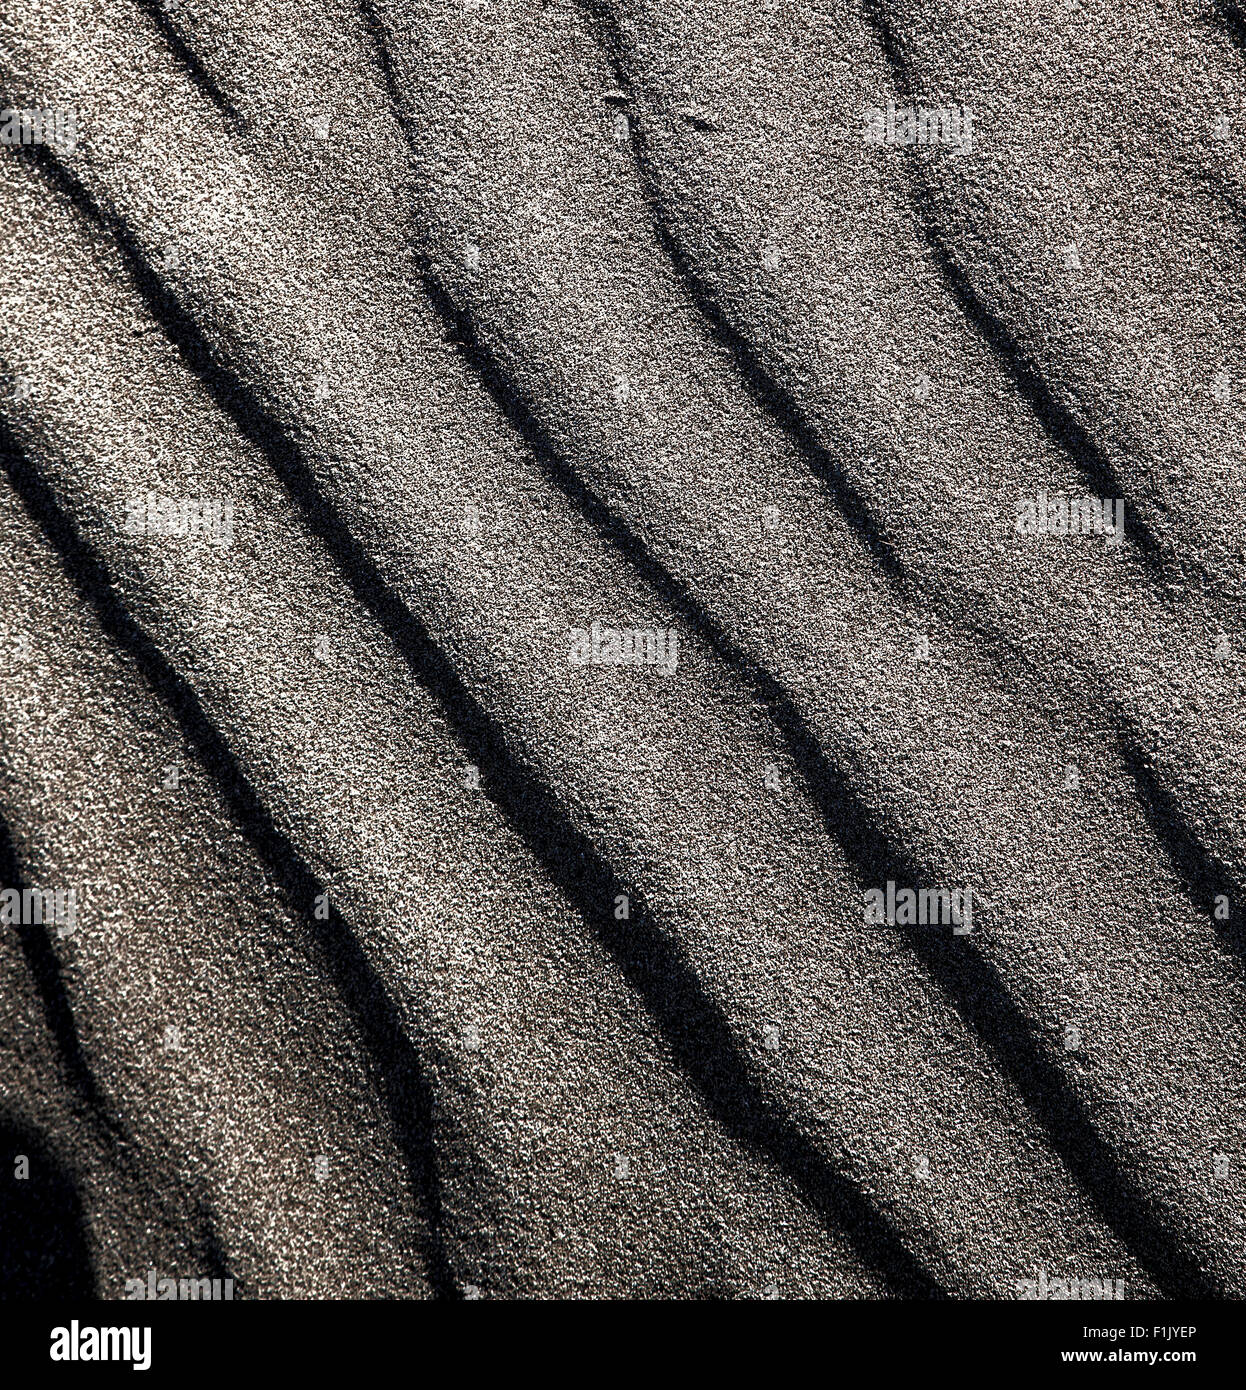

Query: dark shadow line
[594,0,1246,993]
[971,606,1246,980]
[425,260,1219,1298]
[854,0,1246,974]
[27,49,1221,1297]
[858,0,1173,576]
[410,2,1215,1297]
[575,0,908,589]
[132,0,244,125]
[191,1205,234,1286]
[0,1107,96,1297]
[1118,735,1246,967]
[1216,0,1246,52]
[0,810,114,1119]
[842,0,1219,1294]
[1210,3,1246,226]
[953,598,1246,984]
[919,219,1167,563]
[353,0,956,1297]
[650,218,908,586]
[593,0,1245,986]
[437,265,1217,1311]
[0,797,238,1287]
[25,84,951,1300]
[0,415,457,1301]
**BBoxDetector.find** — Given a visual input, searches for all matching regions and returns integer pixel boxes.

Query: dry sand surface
[1,0,1245,1299]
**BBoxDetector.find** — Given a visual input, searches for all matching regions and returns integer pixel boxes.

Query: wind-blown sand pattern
[1,0,1245,1299]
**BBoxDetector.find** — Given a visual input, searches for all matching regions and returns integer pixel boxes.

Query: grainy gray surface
[1,0,1245,1299]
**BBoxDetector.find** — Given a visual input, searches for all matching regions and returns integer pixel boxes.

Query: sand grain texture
[1,0,1244,1299]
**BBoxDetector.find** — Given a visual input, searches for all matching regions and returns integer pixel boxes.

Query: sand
[0,0,1244,1298]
